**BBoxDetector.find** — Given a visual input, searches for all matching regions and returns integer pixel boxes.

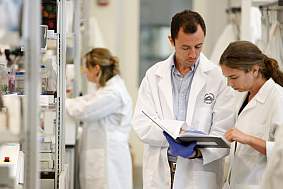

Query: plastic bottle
[0,55,8,94]
[8,64,16,93]
[15,71,25,94]
[41,64,49,93]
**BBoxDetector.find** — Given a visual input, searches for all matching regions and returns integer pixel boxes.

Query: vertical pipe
[55,0,66,188]
[23,0,41,188]
[73,0,81,188]
[73,0,81,97]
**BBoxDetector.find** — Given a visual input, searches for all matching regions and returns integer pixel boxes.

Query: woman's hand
[225,128,251,144]
[225,128,267,155]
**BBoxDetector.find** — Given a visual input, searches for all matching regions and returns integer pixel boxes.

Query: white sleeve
[200,83,236,165]
[133,74,180,147]
[66,89,122,122]
[261,127,283,189]
[266,95,283,160]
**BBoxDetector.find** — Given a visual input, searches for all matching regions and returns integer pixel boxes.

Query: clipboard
[142,110,230,148]
[176,135,230,148]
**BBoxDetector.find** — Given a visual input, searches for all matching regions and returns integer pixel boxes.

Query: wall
[193,0,229,57]
[140,0,192,25]
[90,0,139,100]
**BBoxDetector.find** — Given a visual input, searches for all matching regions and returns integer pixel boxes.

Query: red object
[4,157,10,162]
[97,0,109,6]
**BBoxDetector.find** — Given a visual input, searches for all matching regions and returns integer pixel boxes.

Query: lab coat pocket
[192,171,217,189]
[85,149,105,180]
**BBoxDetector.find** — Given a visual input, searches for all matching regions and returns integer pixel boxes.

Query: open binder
[142,110,230,148]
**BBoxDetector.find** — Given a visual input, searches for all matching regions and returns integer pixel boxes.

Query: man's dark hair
[171,10,206,43]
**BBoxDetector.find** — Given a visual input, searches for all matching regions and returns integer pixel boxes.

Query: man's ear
[168,36,175,47]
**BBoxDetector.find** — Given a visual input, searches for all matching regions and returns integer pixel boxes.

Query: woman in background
[219,41,283,189]
[66,48,133,189]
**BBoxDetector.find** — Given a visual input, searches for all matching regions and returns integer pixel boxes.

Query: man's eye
[182,47,189,50]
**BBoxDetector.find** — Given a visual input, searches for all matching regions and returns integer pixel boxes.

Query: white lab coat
[210,23,238,64]
[226,79,283,189]
[66,75,133,189]
[249,7,262,44]
[264,21,283,70]
[261,124,283,189]
[133,53,235,189]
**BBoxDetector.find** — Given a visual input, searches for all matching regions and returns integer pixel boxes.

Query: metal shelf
[252,0,278,6]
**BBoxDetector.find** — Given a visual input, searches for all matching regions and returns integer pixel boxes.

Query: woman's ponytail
[110,56,120,76]
[262,55,283,87]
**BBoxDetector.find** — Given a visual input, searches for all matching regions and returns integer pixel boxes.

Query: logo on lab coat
[204,93,215,104]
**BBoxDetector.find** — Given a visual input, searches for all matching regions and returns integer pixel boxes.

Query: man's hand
[163,131,196,158]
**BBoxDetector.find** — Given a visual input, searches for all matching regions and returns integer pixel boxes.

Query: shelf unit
[0,0,70,188]
[40,0,68,189]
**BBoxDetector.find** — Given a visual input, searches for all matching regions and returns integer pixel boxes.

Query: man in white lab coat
[133,10,235,189]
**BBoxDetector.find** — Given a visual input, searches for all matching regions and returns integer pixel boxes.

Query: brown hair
[84,48,120,87]
[219,41,283,86]
[171,9,206,44]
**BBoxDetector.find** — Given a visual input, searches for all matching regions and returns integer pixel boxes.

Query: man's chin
[188,59,196,63]
[186,60,196,65]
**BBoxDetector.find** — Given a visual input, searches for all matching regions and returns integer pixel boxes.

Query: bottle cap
[4,156,10,162]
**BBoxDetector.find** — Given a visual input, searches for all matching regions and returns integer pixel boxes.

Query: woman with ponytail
[219,41,283,189]
[66,48,133,189]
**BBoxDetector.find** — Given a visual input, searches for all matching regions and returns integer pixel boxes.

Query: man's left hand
[163,131,196,158]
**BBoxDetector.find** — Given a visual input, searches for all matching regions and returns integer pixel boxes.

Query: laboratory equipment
[15,72,24,95]
[0,54,8,94]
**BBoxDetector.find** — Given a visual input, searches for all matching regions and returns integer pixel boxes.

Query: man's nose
[187,48,196,59]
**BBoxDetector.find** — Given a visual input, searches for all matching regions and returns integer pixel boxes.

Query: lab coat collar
[155,52,214,78]
[105,75,120,86]
[155,53,174,114]
[155,53,174,77]
[237,78,274,118]
[253,78,275,104]
[154,52,214,121]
